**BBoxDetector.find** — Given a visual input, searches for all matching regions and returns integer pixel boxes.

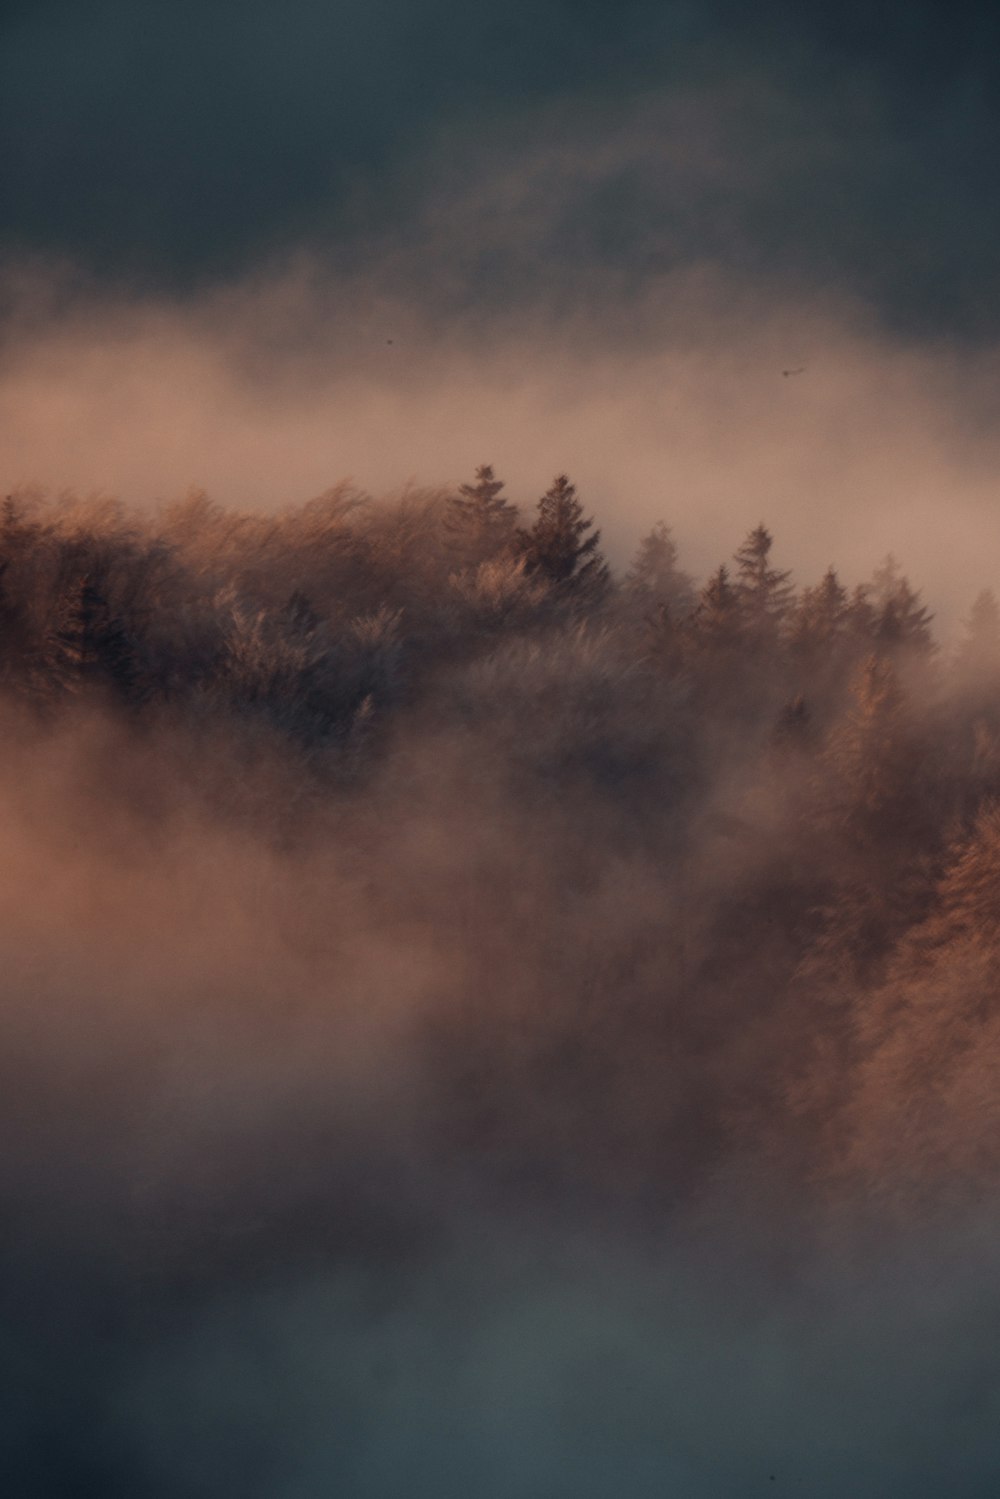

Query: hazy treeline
[5,467,1000,1493]
[1,467,999,1212]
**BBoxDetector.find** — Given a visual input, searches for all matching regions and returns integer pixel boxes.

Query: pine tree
[845,583,877,644]
[49,575,143,704]
[446,465,519,563]
[827,653,925,848]
[733,524,793,636]
[906,802,1000,959]
[956,589,1000,680]
[0,559,27,687]
[869,554,934,659]
[789,567,848,657]
[642,601,686,674]
[689,564,743,655]
[952,590,1000,798]
[810,653,936,980]
[519,474,609,595]
[0,493,40,552]
[625,522,693,613]
[788,567,856,713]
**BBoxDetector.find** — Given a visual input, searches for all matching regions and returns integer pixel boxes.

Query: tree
[950,590,1000,809]
[48,574,144,704]
[826,653,926,850]
[518,474,609,595]
[955,589,1000,681]
[641,601,686,675]
[808,653,937,983]
[907,802,1000,959]
[787,567,859,715]
[689,564,742,652]
[869,554,934,659]
[733,524,793,636]
[625,522,694,613]
[0,558,29,689]
[789,567,849,657]
[446,465,519,563]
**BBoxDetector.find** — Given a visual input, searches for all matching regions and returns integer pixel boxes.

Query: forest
[5,464,1000,1493]
[2,466,998,1208]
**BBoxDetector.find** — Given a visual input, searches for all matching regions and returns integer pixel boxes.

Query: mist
[1,450,1000,1491]
[4,251,1000,631]
[7,1,1000,1491]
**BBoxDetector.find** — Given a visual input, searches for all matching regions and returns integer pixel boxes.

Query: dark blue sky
[2,0,999,333]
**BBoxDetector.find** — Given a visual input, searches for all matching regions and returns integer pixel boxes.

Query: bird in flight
[782,366,805,377]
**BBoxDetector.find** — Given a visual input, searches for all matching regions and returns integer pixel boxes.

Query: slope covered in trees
[6,469,1000,1493]
[0,472,996,1219]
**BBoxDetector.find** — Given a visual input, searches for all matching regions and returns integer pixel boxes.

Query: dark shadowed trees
[49,574,144,705]
[446,465,519,564]
[790,568,849,659]
[518,474,609,596]
[690,564,741,653]
[733,523,794,639]
[869,554,934,661]
[0,478,999,1226]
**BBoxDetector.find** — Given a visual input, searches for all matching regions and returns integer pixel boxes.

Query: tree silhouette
[869,554,934,659]
[790,568,848,657]
[733,524,793,636]
[690,564,741,651]
[519,474,609,595]
[625,521,694,613]
[956,589,1000,684]
[49,575,144,704]
[446,465,519,563]
[827,653,928,853]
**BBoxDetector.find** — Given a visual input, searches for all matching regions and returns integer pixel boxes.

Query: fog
[6,25,1000,1488]
[1,441,1000,1490]
[4,253,1000,632]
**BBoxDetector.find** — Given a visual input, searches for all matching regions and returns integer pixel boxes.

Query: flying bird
[782,366,805,377]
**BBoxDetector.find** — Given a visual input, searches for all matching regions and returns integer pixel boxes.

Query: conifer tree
[519,474,609,595]
[733,524,794,635]
[642,601,686,675]
[956,589,1000,681]
[869,554,934,658]
[690,564,741,650]
[908,802,1000,958]
[625,522,694,612]
[788,567,856,711]
[845,583,877,643]
[790,567,849,656]
[446,465,519,563]
[49,575,143,704]
[827,653,925,848]
[0,493,40,554]
[0,559,28,688]
[951,591,1000,790]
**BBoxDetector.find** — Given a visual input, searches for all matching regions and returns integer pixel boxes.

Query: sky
[3,0,999,331]
[3,0,1000,608]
